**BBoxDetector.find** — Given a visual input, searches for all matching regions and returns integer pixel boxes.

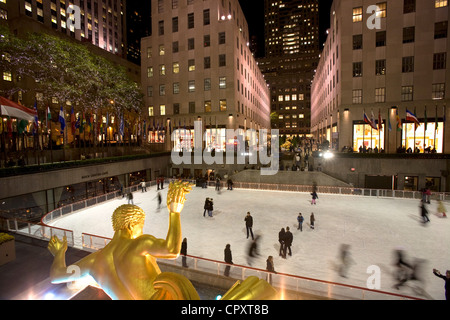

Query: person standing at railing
[181,237,188,268]
[224,244,233,277]
[266,256,276,284]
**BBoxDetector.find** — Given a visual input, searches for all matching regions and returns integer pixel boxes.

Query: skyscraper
[258,0,320,138]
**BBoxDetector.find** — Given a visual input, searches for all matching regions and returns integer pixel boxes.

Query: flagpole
[434,105,437,151]
[414,107,417,153]
[424,106,427,153]
[362,110,365,153]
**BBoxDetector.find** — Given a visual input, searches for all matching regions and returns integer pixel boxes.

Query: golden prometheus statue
[48,180,277,300]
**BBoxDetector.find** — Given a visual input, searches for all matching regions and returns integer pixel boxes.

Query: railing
[185,179,450,201]
[5,218,75,247]
[80,232,421,300]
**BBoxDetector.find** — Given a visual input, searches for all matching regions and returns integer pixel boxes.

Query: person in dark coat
[310,212,315,229]
[311,191,318,205]
[247,235,260,266]
[278,228,286,258]
[421,202,430,223]
[207,198,214,217]
[433,269,450,300]
[266,256,276,284]
[284,227,293,257]
[297,213,304,231]
[224,244,233,276]
[203,198,210,217]
[181,238,188,267]
[245,212,254,240]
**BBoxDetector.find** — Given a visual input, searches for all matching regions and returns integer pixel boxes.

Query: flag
[378,109,383,131]
[70,106,76,135]
[59,106,66,132]
[406,109,420,130]
[364,111,377,130]
[396,109,402,131]
[424,106,428,131]
[0,96,37,121]
[119,114,124,137]
[388,115,392,132]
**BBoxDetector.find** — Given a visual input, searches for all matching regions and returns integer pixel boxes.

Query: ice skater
[127,192,134,205]
[437,200,447,218]
[284,227,293,257]
[245,212,254,240]
[310,212,315,230]
[297,213,304,231]
[154,192,162,210]
[393,249,413,290]
[278,227,286,258]
[338,244,353,278]
[203,198,210,217]
[432,268,450,300]
[140,180,147,192]
[311,191,318,205]
[420,202,430,224]
[207,198,214,217]
[246,235,260,266]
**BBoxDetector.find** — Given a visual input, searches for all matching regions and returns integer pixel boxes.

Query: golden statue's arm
[135,181,194,259]
[47,235,95,284]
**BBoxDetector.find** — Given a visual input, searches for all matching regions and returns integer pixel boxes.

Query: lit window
[353,7,362,22]
[148,106,154,117]
[376,2,387,18]
[2,71,12,82]
[173,62,179,74]
[160,105,166,116]
[220,99,227,111]
[435,0,448,8]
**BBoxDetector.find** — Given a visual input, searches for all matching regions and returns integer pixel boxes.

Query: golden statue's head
[112,205,146,233]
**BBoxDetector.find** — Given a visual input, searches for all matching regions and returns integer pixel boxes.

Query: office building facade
[141,0,271,153]
[311,0,450,153]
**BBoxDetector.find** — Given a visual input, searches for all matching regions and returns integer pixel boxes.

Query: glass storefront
[353,122,385,152]
[401,122,443,153]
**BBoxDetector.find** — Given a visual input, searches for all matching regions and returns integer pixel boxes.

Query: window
[204,35,210,47]
[435,0,448,8]
[148,106,154,117]
[205,100,212,113]
[219,32,226,44]
[403,27,415,43]
[159,64,166,76]
[2,71,12,82]
[159,45,165,56]
[376,2,387,18]
[147,67,153,78]
[188,80,195,92]
[353,62,362,77]
[376,31,386,47]
[220,99,227,111]
[432,83,445,99]
[219,77,226,89]
[203,9,210,25]
[159,84,166,96]
[375,59,386,75]
[402,56,414,73]
[353,34,363,50]
[172,17,178,33]
[375,87,386,103]
[219,54,226,67]
[173,103,180,114]
[160,105,166,116]
[204,57,211,69]
[404,0,415,13]
[401,86,414,101]
[173,82,180,94]
[352,89,362,104]
[189,102,195,114]
[147,47,152,58]
[172,41,179,53]
[173,62,180,74]
[188,59,195,71]
[204,78,211,91]
[188,38,195,50]
[188,13,194,29]
[435,21,448,39]
[353,7,363,22]
[158,20,164,36]
[147,86,153,97]
[433,53,447,69]
[172,0,179,9]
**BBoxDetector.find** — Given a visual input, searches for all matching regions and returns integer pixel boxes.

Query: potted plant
[0,233,15,266]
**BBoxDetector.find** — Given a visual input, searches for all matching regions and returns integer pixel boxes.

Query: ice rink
[48,184,450,300]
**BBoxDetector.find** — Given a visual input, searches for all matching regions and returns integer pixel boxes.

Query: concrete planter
[0,239,15,266]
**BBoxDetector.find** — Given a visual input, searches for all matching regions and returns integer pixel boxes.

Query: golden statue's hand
[167,181,194,214]
[48,235,68,257]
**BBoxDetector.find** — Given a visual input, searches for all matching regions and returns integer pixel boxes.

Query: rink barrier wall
[80,232,422,300]
[5,178,435,300]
